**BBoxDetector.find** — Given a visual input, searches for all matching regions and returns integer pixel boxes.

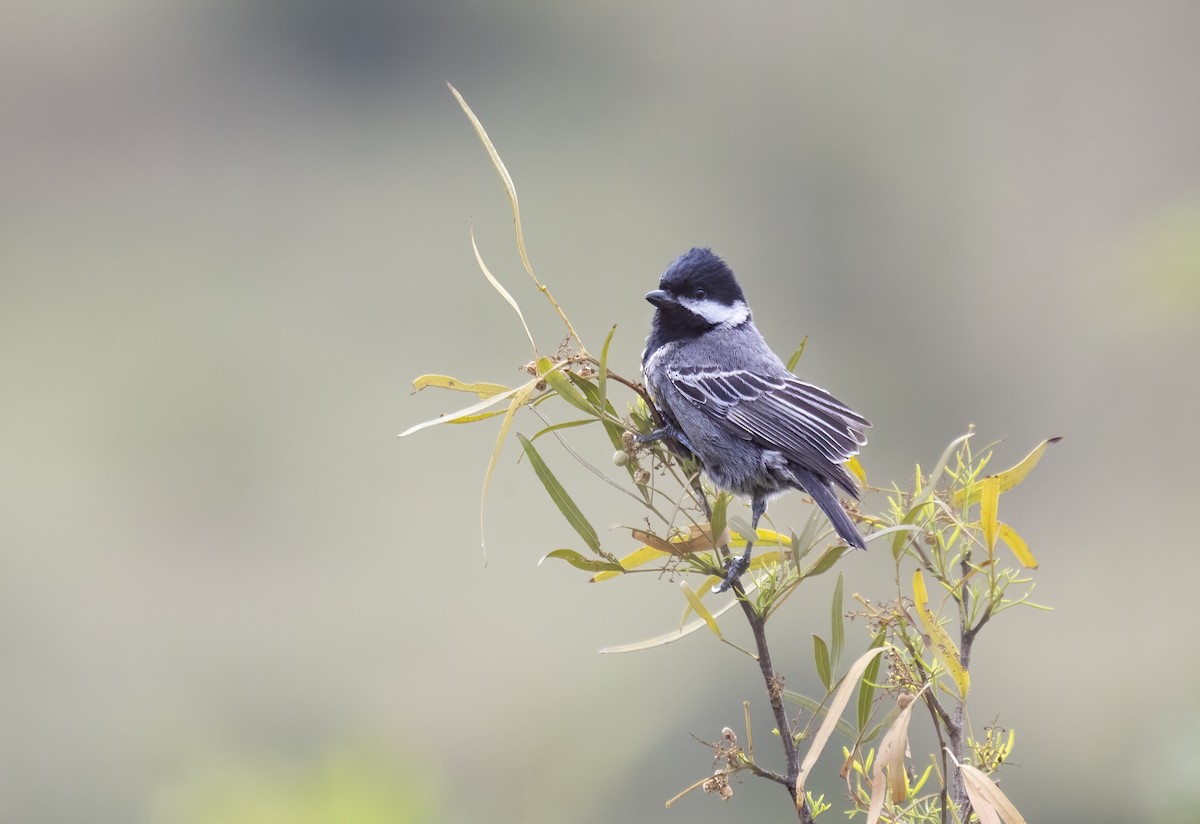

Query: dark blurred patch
[236,0,447,87]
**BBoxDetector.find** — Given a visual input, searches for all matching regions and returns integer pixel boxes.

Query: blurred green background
[3,1,1199,822]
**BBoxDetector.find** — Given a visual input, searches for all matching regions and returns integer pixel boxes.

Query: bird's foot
[712,551,751,593]
[631,428,668,445]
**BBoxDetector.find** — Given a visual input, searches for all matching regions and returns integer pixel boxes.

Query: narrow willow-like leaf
[786,336,808,372]
[411,374,512,398]
[728,515,754,543]
[541,367,597,417]
[959,762,1027,824]
[892,500,937,561]
[517,433,601,554]
[782,691,858,741]
[477,380,538,558]
[710,492,731,553]
[529,418,597,443]
[680,581,722,638]
[846,455,867,486]
[831,572,845,673]
[953,436,1062,507]
[793,510,821,564]
[803,544,848,578]
[796,645,888,795]
[998,522,1038,568]
[538,549,623,574]
[857,630,887,731]
[470,229,536,356]
[915,432,974,504]
[442,408,510,425]
[876,691,923,809]
[448,83,582,348]
[980,476,1000,554]
[599,580,758,654]
[398,384,523,438]
[813,635,832,691]
[912,569,970,698]
[597,324,616,415]
[591,545,669,582]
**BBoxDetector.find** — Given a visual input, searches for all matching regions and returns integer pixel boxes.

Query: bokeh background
[4,1,1200,822]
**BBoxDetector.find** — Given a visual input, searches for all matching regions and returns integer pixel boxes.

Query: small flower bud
[613,450,629,466]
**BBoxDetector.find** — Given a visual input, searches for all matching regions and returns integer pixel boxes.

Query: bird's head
[645,248,750,338]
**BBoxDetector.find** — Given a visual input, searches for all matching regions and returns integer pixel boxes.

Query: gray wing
[668,365,870,496]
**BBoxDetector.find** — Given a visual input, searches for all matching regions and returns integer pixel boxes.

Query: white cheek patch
[678,297,750,327]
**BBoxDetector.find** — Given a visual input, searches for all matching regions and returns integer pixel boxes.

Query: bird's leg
[714,496,766,593]
[632,423,681,445]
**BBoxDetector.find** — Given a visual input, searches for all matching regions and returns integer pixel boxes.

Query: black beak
[645,290,676,309]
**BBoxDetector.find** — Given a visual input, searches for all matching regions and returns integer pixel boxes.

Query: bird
[638,247,870,592]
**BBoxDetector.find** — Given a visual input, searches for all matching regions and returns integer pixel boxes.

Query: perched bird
[638,248,870,592]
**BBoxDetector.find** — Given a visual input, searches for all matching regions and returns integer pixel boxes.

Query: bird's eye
[693,288,706,300]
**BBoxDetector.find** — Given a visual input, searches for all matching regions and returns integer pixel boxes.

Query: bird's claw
[712,553,751,593]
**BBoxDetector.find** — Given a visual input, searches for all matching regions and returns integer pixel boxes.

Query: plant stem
[731,580,815,823]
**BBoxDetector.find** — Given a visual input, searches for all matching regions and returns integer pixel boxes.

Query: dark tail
[792,467,867,550]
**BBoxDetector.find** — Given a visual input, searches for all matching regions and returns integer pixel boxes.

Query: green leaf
[892,500,936,562]
[728,515,755,543]
[528,419,598,443]
[597,324,617,415]
[857,631,886,732]
[517,433,601,554]
[786,336,808,373]
[538,549,623,574]
[831,572,845,674]
[539,360,598,417]
[803,544,848,579]
[710,492,731,549]
[813,635,832,691]
[782,691,858,741]
[793,508,822,564]
[915,431,974,505]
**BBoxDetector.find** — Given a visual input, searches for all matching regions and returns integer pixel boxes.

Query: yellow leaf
[998,522,1038,569]
[591,546,668,582]
[440,408,509,425]
[471,229,537,356]
[411,374,511,398]
[953,437,1062,507]
[731,528,791,548]
[679,581,722,639]
[847,455,867,486]
[796,646,889,795]
[980,476,1000,555]
[398,385,522,438]
[912,570,969,698]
